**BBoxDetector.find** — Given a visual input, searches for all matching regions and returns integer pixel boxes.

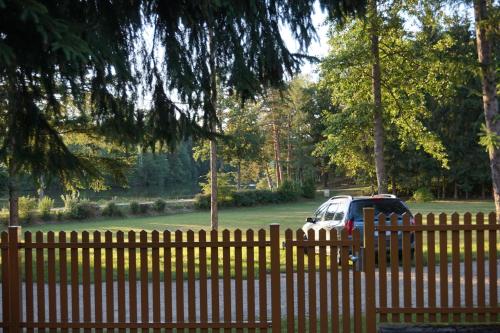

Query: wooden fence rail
[0,210,499,332]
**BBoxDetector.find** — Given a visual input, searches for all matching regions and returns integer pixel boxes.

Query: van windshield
[349,199,410,220]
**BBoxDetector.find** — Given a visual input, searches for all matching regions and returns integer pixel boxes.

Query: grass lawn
[17,198,496,234]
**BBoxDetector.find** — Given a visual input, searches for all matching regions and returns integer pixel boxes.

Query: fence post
[8,226,21,333]
[363,208,376,333]
[270,224,281,332]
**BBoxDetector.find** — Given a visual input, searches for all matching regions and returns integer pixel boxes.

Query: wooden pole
[363,208,376,332]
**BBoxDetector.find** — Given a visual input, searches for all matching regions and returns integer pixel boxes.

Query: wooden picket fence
[0,209,499,332]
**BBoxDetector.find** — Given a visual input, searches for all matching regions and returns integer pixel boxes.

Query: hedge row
[194,180,315,209]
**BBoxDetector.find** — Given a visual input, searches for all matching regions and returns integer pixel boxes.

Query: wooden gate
[283,228,363,333]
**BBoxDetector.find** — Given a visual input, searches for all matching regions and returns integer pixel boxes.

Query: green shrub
[194,193,211,209]
[301,178,316,199]
[56,211,64,221]
[232,191,257,206]
[38,197,54,220]
[153,199,167,212]
[412,188,435,202]
[139,203,150,214]
[70,201,100,219]
[130,201,140,215]
[102,202,124,217]
[277,180,301,202]
[19,196,37,222]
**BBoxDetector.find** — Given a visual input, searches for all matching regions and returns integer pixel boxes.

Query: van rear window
[349,199,410,220]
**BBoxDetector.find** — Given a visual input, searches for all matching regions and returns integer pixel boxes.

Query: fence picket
[307,228,318,333]
[36,231,46,330]
[81,231,91,333]
[199,230,208,333]
[222,229,232,333]
[93,231,102,333]
[210,229,220,333]
[258,229,268,333]
[464,213,473,321]
[439,213,449,322]
[163,231,172,333]
[0,231,8,328]
[187,230,196,333]
[390,214,400,323]
[105,231,114,327]
[128,231,138,333]
[152,231,161,333]
[116,231,126,333]
[451,213,461,322]
[353,229,362,333]
[140,230,149,330]
[414,214,424,323]
[246,229,256,333]
[25,232,34,333]
[175,230,185,332]
[341,229,350,333]
[285,229,294,333]
[296,229,306,333]
[488,212,497,322]
[427,214,437,322]
[476,213,486,322]
[234,229,244,333]
[319,229,328,333]
[378,214,388,323]
[330,229,340,332]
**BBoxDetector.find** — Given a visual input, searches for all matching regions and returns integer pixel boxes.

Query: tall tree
[473,0,499,220]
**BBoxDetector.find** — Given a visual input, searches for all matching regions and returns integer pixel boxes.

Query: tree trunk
[287,112,292,180]
[272,120,283,187]
[265,164,274,190]
[208,23,218,230]
[236,161,241,190]
[482,183,486,199]
[474,0,500,221]
[8,165,19,226]
[454,182,458,200]
[369,0,388,194]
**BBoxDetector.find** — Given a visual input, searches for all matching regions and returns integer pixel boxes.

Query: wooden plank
[402,214,412,323]
[105,231,114,326]
[81,231,91,333]
[364,208,377,333]
[464,213,473,321]
[487,214,497,323]
[175,230,185,332]
[390,214,400,323]
[36,231,46,329]
[199,230,208,333]
[307,228,317,333]
[427,214,436,322]
[318,229,328,333]
[378,214,388,323]
[25,232,34,333]
[187,230,196,333]
[140,230,149,330]
[340,229,350,333]
[47,232,57,333]
[439,213,449,322]
[285,229,294,333]
[163,231,172,333]
[476,213,486,322]
[70,231,80,325]
[210,229,220,333]
[7,227,21,333]
[258,229,268,333]
[246,229,256,333]
[451,213,461,322]
[151,231,161,333]
[93,231,103,333]
[414,214,424,323]
[116,231,126,333]
[222,229,232,333]
[128,231,138,333]
[352,229,362,333]
[234,229,244,333]
[1,232,9,327]
[330,229,339,332]
[270,224,281,333]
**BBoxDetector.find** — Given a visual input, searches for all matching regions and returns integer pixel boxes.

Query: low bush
[102,201,124,217]
[301,178,316,199]
[277,180,301,202]
[194,193,210,209]
[139,203,150,214]
[412,187,435,202]
[61,192,80,213]
[153,199,167,212]
[129,201,140,215]
[19,196,37,222]
[70,201,100,220]
[38,197,54,220]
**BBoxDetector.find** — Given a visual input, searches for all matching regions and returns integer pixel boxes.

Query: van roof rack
[372,194,397,198]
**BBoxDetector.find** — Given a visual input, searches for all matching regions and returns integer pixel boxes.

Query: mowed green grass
[18,199,496,234]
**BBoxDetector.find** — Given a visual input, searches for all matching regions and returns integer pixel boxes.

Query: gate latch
[349,247,364,272]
